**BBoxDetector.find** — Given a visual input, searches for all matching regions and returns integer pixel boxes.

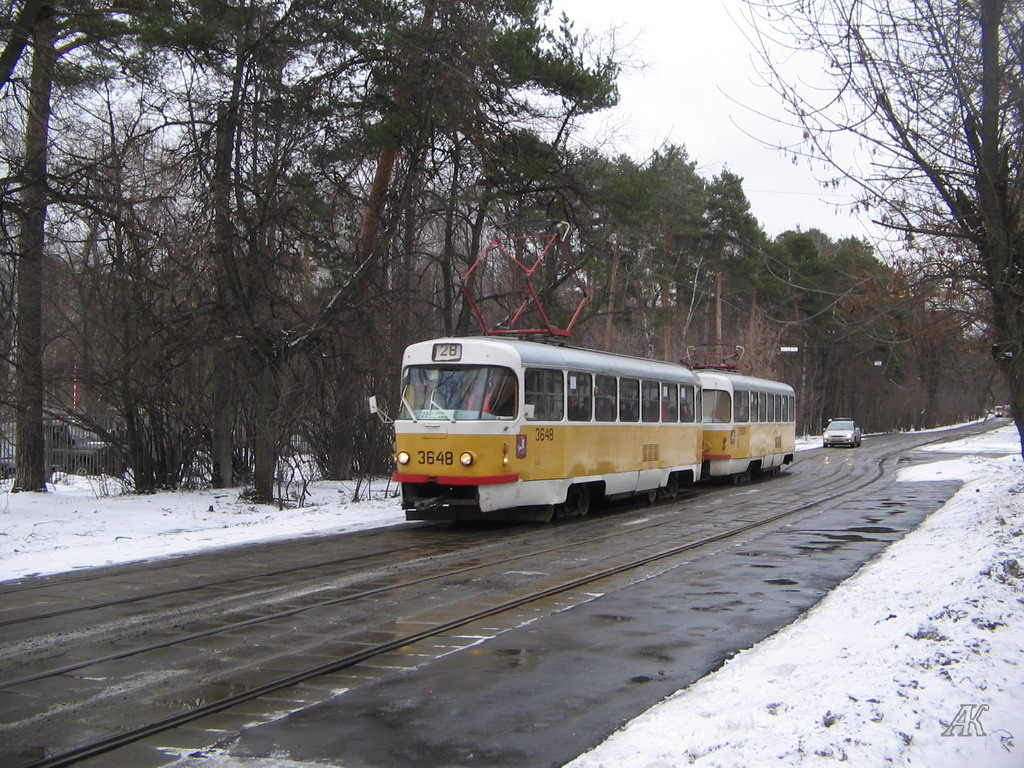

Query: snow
[568,425,1024,768]
[1,425,1021,768]
[0,478,407,583]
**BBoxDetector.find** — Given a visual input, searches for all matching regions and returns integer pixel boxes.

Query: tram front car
[390,337,704,522]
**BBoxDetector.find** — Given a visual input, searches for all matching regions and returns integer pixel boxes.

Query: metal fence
[0,420,122,479]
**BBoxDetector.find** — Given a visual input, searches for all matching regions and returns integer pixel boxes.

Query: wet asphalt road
[215,447,966,767]
[1,423,999,768]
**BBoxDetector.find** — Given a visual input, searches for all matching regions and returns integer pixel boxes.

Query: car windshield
[827,420,856,430]
[400,365,518,420]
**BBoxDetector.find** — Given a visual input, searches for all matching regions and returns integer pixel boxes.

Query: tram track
[0,423,994,768]
[0,478,827,691]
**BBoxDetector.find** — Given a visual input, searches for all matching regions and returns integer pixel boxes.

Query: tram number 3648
[418,450,454,465]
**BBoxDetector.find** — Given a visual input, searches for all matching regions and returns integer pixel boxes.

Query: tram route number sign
[432,343,462,362]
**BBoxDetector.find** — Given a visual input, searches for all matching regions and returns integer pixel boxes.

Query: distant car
[993,405,1011,418]
[823,418,862,448]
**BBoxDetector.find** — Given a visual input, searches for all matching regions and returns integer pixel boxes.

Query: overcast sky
[552,0,878,242]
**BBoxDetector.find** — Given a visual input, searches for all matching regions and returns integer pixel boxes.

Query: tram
[388,336,704,521]
[697,369,796,480]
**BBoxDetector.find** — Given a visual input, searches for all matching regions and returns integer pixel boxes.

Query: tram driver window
[702,389,732,423]
[525,369,564,421]
[568,371,593,421]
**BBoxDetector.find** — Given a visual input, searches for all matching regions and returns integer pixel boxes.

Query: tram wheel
[660,474,680,500]
[563,485,591,517]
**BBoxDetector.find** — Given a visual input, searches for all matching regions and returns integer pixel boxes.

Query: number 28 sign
[432,343,462,362]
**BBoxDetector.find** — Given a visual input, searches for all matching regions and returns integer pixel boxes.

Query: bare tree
[12,2,53,491]
[742,0,1024,453]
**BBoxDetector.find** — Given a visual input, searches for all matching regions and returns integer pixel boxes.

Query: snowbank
[566,428,1023,767]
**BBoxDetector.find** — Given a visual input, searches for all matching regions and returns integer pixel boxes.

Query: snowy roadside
[0,478,407,583]
[566,428,1024,767]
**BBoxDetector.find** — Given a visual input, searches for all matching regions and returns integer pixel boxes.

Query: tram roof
[694,368,795,395]
[404,337,701,383]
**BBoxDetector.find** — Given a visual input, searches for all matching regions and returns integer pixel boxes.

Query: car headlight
[396,451,410,465]
[460,451,474,466]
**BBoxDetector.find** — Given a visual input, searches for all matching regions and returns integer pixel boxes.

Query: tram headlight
[396,451,410,465]
[460,451,475,466]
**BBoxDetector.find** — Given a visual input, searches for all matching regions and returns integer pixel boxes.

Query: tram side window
[662,383,678,422]
[641,380,660,422]
[758,391,768,422]
[568,371,593,422]
[771,394,779,422]
[680,385,696,423]
[702,389,732,423]
[595,374,618,422]
[788,395,795,422]
[619,378,640,422]
[734,390,750,422]
[525,369,564,421]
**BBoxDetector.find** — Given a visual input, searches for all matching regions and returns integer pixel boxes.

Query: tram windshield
[702,388,733,423]
[400,365,518,420]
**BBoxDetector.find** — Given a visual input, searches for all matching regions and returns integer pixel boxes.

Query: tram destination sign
[433,342,462,362]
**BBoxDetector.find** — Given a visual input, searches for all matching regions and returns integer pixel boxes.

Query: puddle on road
[629,674,668,685]
[763,578,798,586]
[796,542,843,553]
[493,648,528,668]
[593,613,634,623]
[815,533,882,543]
[636,649,674,663]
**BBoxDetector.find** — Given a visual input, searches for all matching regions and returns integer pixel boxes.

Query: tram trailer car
[696,369,796,481]
[391,337,704,521]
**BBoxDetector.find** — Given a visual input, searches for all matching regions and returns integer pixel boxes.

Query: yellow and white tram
[391,337,704,521]
[696,370,796,480]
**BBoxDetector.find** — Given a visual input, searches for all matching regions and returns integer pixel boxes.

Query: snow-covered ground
[1,424,1021,767]
[0,476,407,583]
[568,425,1024,768]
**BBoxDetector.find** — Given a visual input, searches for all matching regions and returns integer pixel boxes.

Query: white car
[823,418,862,448]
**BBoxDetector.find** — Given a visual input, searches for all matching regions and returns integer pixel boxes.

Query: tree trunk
[249,355,281,503]
[14,6,54,492]
[604,235,620,350]
[978,0,1024,458]
[212,371,235,488]
[211,98,240,489]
